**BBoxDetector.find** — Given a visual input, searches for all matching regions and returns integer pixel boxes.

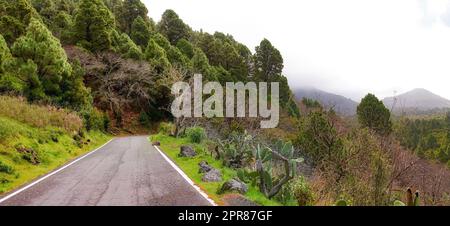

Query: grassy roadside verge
[0,117,111,194]
[150,133,282,206]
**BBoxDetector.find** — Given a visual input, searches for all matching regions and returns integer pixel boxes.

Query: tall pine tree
[157,9,190,45]
[254,38,284,82]
[130,16,152,48]
[73,0,115,52]
[118,0,149,34]
[0,0,40,45]
[11,18,90,108]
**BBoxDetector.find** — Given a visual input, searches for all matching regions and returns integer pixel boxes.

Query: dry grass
[0,95,82,133]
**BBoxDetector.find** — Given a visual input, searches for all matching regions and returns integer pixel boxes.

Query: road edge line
[0,138,115,204]
[153,145,218,206]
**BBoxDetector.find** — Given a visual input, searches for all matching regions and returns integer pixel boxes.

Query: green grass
[150,133,282,206]
[0,116,111,194]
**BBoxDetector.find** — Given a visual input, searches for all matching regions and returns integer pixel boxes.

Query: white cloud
[144,0,450,101]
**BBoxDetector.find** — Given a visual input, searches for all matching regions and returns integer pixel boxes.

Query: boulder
[219,178,248,195]
[202,169,222,182]
[179,145,197,157]
[198,161,213,173]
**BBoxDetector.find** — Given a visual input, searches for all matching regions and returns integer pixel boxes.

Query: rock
[219,178,248,195]
[223,194,260,206]
[179,145,196,157]
[152,141,161,146]
[198,161,213,173]
[202,169,222,182]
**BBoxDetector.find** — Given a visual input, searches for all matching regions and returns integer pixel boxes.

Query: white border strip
[0,139,115,204]
[153,145,218,206]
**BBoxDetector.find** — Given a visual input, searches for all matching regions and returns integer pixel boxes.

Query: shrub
[80,107,109,131]
[186,126,206,144]
[159,122,175,136]
[291,176,315,206]
[0,160,14,174]
[139,111,151,127]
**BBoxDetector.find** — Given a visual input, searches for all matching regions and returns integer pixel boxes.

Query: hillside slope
[294,87,358,116]
[0,96,110,194]
[383,88,450,113]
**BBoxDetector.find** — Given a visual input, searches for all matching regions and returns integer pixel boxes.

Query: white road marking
[153,145,218,206]
[0,139,115,204]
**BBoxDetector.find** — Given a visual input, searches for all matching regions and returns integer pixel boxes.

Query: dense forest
[0,0,299,131]
[0,0,449,206]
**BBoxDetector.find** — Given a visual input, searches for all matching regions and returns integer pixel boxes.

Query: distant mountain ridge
[382,88,450,113]
[294,87,358,116]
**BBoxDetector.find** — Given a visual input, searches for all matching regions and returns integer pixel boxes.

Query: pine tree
[357,94,393,135]
[12,18,71,96]
[157,9,190,45]
[31,0,57,28]
[167,46,191,69]
[0,0,40,45]
[118,0,149,34]
[73,0,115,52]
[130,16,152,48]
[112,30,144,60]
[152,33,171,51]
[254,39,284,82]
[176,38,194,59]
[144,39,170,73]
[191,48,210,75]
[60,61,92,110]
[0,35,12,72]
[11,18,90,108]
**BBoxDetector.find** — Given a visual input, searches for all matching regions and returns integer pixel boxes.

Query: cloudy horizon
[144,0,450,102]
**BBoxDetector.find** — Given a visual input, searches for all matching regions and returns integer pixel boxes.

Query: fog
[145,0,450,101]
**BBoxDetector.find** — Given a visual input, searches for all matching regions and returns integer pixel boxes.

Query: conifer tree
[11,18,91,108]
[357,94,393,135]
[254,38,284,82]
[157,9,190,45]
[191,47,211,78]
[112,30,144,60]
[0,35,11,71]
[130,16,152,48]
[176,38,194,59]
[12,18,71,96]
[118,0,149,34]
[73,0,115,52]
[0,0,40,45]
[144,39,170,73]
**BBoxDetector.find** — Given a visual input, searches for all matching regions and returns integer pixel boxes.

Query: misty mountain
[294,87,358,116]
[382,88,450,113]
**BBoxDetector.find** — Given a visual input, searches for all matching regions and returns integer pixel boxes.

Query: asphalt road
[0,136,212,206]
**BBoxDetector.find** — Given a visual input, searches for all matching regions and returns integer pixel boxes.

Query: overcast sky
[144,0,450,101]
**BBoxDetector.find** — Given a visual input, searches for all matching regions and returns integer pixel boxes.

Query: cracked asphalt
[0,136,211,206]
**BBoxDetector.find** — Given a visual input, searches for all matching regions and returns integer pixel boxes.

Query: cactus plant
[393,188,420,206]
[255,140,304,199]
[216,131,254,168]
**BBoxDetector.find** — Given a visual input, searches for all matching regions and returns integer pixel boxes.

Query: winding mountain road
[0,136,212,206]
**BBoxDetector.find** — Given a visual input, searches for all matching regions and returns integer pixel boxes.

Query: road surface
[0,136,212,206]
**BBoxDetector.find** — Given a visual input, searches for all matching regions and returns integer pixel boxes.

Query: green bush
[291,176,314,206]
[186,126,206,144]
[139,111,151,127]
[0,160,14,174]
[159,122,174,136]
[80,108,109,131]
